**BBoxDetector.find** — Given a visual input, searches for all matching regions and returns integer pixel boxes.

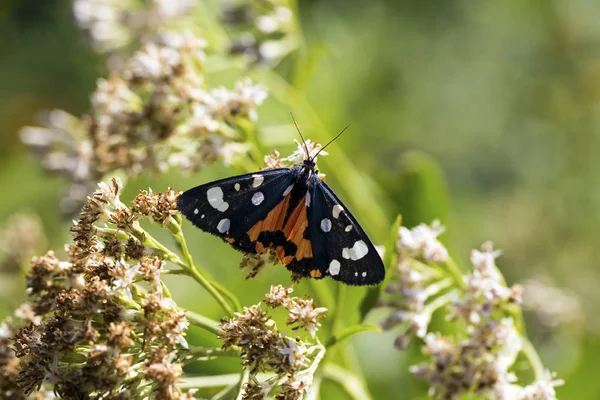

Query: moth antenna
[290,112,310,159]
[311,123,350,161]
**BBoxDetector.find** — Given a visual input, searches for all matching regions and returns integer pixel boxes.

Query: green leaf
[358,214,403,321]
[326,324,381,349]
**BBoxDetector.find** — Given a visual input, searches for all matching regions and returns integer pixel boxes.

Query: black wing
[177,168,296,252]
[306,175,384,285]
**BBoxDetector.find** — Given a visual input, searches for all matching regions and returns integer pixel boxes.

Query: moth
[177,122,384,285]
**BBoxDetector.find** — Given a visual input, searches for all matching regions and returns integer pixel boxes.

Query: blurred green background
[1,0,599,398]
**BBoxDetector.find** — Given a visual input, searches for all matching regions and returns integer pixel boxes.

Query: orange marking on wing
[275,246,294,266]
[256,242,268,253]
[247,221,263,242]
[282,255,294,265]
[310,269,322,278]
[275,245,285,259]
[247,195,291,242]
[282,195,313,261]
[295,238,313,261]
[282,196,306,240]
[225,237,235,244]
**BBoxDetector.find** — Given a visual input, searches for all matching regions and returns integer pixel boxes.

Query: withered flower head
[73,0,201,53]
[286,297,327,338]
[219,286,326,399]
[133,188,181,226]
[264,285,293,308]
[10,178,192,398]
[383,221,562,399]
[409,318,522,400]
[223,0,298,66]
[397,220,448,263]
[0,319,24,397]
[21,30,267,215]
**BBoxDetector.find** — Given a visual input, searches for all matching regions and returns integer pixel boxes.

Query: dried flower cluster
[219,285,327,400]
[5,178,196,398]
[0,321,23,398]
[380,221,562,400]
[222,0,298,65]
[73,0,200,52]
[21,30,267,214]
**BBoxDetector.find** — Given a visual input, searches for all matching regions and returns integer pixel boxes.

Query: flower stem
[521,336,545,381]
[300,344,327,388]
[166,218,240,316]
[187,346,241,359]
[235,369,251,400]
[442,256,466,289]
[179,374,242,390]
[321,363,373,400]
[175,237,236,317]
[186,310,222,336]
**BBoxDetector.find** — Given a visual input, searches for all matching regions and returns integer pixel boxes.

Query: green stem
[177,236,234,316]
[174,229,197,272]
[308,373,322,400]
[442,256,466,289]
[211,383,240,400]
[187,346,241,359]
[179,374,241,390]
[424,289,459,317]
[521,336,545,381]
[510,302,545,381]
[298,344,327,389]
[131,223,179,259]
[160,280,172,298]
[160,269,188,276]
[171,224,237,316]
[235,369,251,400]
[321,363,373,400]
[423,277,454,299]
[186,310,222,336]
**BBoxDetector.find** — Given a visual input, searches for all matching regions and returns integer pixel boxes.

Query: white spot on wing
[207,187,229,212]
[305,193,311,208]
[252,174,264,188]
[332,205,344,218]
[193,208,199,215]
[201,214,205,219]
[345,225,352,232]
[320,218,332,232]
[329,260,341,276]
[252,192,265,206]
[283,184,294,196]
[362,272,367,277]
[342,240,369,261]
[217,218,230,233]
[234,183,240,191]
